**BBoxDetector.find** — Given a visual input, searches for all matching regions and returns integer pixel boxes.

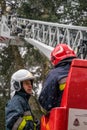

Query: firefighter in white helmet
[5,69,39,130]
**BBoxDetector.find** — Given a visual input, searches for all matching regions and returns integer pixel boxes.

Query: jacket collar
[16,91,31,100]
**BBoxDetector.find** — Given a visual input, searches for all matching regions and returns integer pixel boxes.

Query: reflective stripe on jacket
[12,111,36,130]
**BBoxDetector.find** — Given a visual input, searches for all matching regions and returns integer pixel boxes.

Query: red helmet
[50,43,76,66]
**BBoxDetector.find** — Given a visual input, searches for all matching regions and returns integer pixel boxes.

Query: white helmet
[10,69,34,98]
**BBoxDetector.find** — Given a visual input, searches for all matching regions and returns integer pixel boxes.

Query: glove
[23,120,34,130]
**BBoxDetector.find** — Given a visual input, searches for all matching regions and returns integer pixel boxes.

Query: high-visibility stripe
[18,115,37,130]
[12,117,23,130]
[59,83,66,91]
[24,116,36,130]
[34,123,37,130]
[18,118,26,130]
[23,115,33,121]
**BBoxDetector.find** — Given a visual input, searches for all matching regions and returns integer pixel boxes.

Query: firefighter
[5,69,39,130]
[38,43,77,112]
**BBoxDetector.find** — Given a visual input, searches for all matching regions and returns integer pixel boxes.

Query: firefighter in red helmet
[39,43,76,112]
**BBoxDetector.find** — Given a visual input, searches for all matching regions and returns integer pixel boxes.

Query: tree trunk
[11,45,24,70]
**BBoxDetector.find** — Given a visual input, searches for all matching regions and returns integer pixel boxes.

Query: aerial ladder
[0,15,87,59]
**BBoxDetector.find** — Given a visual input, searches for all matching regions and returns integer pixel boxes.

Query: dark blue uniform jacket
[39,63,71,111]
[5,91,31,130]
